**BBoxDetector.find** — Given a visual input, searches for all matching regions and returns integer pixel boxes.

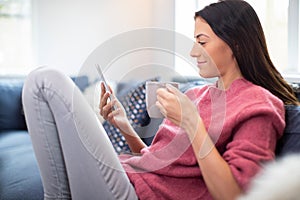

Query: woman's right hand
[99,82,135,135]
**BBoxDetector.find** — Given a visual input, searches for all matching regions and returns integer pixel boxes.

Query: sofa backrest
[276,105,300,156]
[0,76,88,131]
[1,75,300,156]
[0,77,26,130]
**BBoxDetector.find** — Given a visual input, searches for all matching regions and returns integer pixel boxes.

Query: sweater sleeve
[222,104,285,191]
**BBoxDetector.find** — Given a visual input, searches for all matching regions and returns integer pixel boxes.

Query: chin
[199,72,218,79]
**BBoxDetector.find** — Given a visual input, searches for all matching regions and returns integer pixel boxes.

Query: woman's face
[190,17,238,79]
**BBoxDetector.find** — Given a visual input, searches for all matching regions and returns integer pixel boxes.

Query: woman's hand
[99,82,134,135]
[99,82,147,153]
[156,84,201,136]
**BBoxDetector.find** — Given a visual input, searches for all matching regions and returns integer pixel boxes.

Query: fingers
[156,88,169,100]
[100,89,110,110]
[156,87,183,121]
[155,101,167,117]
[100,81,114,98]
[107,109,117,123]
[156,85,181,100]
[100,81,116,118]
[99,87,114,119]
[108,84,114,94]
[156,87,178,105]
[100,94,122,121]
[100,82,106,98]
[156,100,181,125]
[156,89,175,116]
[166,83,180,95]
[100,82,108,111]
[100,97,113,119]
[107,107,121,120]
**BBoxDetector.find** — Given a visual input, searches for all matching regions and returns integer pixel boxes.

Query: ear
[232,42,239,59]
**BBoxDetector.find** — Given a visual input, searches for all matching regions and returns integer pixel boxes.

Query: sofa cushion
[276,105,300,156]
[0,78,27,130]
[0,130,43,200]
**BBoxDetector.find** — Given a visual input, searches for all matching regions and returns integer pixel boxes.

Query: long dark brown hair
[195,0,299,105]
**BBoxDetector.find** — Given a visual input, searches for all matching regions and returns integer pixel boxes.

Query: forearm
[120,129,147,153]
[189,120,242,200]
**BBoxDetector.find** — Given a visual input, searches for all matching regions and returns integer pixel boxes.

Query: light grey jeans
[22,67,138,200]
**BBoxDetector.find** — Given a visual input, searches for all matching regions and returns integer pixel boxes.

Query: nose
[190,42,201,58]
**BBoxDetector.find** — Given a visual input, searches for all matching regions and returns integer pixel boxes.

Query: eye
[198,41,206,46]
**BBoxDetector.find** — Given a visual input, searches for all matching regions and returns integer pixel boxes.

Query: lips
[197,61,207,67]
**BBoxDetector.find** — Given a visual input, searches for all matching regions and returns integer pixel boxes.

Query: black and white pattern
[103,78,158,154]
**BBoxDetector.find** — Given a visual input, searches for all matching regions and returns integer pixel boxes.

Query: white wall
[32,0,175,77]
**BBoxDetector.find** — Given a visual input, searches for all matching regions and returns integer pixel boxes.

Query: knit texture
[119,78,285,200]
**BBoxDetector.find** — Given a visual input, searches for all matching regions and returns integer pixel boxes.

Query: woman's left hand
[156,84,201,134]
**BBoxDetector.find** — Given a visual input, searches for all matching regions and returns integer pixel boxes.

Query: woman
[23,0,298,200]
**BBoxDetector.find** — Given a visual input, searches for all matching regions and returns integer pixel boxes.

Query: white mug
[146,81,179,118]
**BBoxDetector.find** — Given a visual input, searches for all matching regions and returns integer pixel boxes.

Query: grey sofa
[1,75,300,200]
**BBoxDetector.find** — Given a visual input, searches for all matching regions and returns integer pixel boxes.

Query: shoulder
[229,79,285,134]
[229,78,284,112]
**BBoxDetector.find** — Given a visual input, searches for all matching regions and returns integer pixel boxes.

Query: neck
[217,74,243,90]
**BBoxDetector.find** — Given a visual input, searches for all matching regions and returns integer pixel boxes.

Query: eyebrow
[194,33,210,39]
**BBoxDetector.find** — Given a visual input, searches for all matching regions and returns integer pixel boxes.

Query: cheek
[209,45,233,71]
[205,46,222,69]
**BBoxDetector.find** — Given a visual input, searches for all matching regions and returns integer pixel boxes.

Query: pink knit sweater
[119,78,285,200]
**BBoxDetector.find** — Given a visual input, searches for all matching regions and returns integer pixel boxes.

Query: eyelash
[198,41,206,46]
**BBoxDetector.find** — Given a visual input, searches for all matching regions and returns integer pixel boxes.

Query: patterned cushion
[121,82,151,127]
[102,122,129,153]
[103,78,159,154]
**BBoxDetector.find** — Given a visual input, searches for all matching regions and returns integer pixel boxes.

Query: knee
[23,67,71,99]
[26,67,65,84]
[24,66,68,89]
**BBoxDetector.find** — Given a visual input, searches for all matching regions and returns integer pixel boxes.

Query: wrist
[184,115,202,138]
[187,119,215,160]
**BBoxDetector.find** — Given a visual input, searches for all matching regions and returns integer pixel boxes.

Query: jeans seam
[36,86,71,199]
